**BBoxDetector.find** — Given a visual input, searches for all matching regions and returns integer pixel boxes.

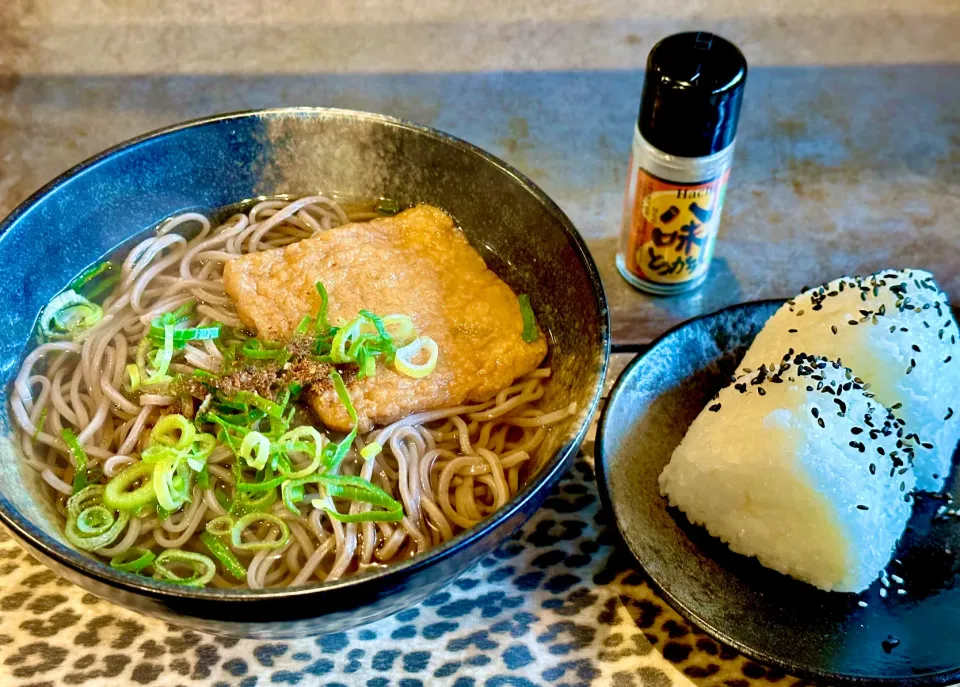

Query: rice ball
[739,269,959,491]
[659,354,917,593]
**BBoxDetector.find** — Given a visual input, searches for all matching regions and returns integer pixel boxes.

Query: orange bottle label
[624,169,730,285]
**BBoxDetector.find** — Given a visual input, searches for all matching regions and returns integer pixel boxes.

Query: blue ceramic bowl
[0,108,609,638]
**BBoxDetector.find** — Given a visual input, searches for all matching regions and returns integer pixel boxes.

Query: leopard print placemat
[0,433,807,687]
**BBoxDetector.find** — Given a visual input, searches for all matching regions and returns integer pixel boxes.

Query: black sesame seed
[817,418,825,428]
[757,387,766,396]
[811,407,820,418]
[788,328,798,333]
[877,447,885,456]
[912,344,921,352]
[891,402,902,410]
[869,463,876,475]
[947,408,955,421]
[946,356,953,364]
[857,504,869,510]
[708,403,721,412]
[921,442,935,450]
[848,320,858,326]
[851,427,863,435]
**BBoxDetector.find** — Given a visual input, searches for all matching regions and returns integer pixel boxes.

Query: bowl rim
[0,107,611,603]
[595,298,960,687]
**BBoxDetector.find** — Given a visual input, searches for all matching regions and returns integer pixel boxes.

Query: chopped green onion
[327,371,358,471]
[85,274,120,302]
[76,505,114,535]
[240,338,284,360]
[32,407,48,441]
[186,432,216,472]
[110,547,156,573]
[205,515,234,537]
[192,368,216,381]
[294,315,313,336]
[518,294,538,343]
[394,336,439,379]
[124,363,141,393]
[103,461,156,511]
[151,550,216,587]
[149,324,222,350]
[360,442,383,460]
[65,486,129,550]
[375,198,402,216]
[39,290,104,341]
[380,315,416,347]
[236,473,287,493]
[279,426,326,479]
[229,485,277,516]
[151,414,196,451]
[314,282,331,333]
[230,512,290,551]
[331,317,364,364]
[196,463,211,489]
[140,444,180,465]
[69,260,114,293]
[238,431,271,471]
[144,317,175,385]
[61,428,89,494]
[153,455,191,511]
[231,390,285,419]
[312,474,403,523]
[199,531,246,581]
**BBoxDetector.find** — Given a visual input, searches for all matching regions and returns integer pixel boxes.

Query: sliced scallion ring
[360,442,383,460]
[238,431,271,471]
[394,336,439,379]
[151,414,196,451]
[39,290,104,341]
[65,486,129,551]
[230,512,290,551]
[518,294,539,343]
[205,515,234,537]
[151,549,216,587]
[110,547,156,574]
[124,363,141,393]
[153,455,191,511]
[199,531,246,581]
[103,461,156,511]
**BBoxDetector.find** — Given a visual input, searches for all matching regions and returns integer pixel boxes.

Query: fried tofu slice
[222,205,547,431]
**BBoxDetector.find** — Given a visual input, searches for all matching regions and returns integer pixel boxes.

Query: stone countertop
[1,1,957,345]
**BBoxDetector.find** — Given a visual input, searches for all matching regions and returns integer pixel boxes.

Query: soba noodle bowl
[9,196,572,589]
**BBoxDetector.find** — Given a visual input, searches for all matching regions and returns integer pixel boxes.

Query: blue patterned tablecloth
[0,426,801,687]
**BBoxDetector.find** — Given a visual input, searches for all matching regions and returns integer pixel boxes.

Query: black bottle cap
[638,32,747,158]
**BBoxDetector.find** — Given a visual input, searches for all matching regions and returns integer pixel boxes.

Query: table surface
[0,2,958,685]
[1,1,958,346]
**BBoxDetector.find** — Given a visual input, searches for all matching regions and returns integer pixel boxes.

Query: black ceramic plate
[596,300,960,686]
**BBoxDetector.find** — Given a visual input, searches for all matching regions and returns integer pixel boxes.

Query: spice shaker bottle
[617,32,747,295]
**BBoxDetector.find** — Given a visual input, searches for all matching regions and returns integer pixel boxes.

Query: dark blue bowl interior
[0,108,609,637]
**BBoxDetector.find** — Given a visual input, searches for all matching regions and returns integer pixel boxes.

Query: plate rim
[595,298,960,687]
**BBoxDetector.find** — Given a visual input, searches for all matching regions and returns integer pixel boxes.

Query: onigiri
[738,269,959,491]
[659,353,917,593]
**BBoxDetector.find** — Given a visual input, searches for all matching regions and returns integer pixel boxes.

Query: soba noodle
[10,196,572,589]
